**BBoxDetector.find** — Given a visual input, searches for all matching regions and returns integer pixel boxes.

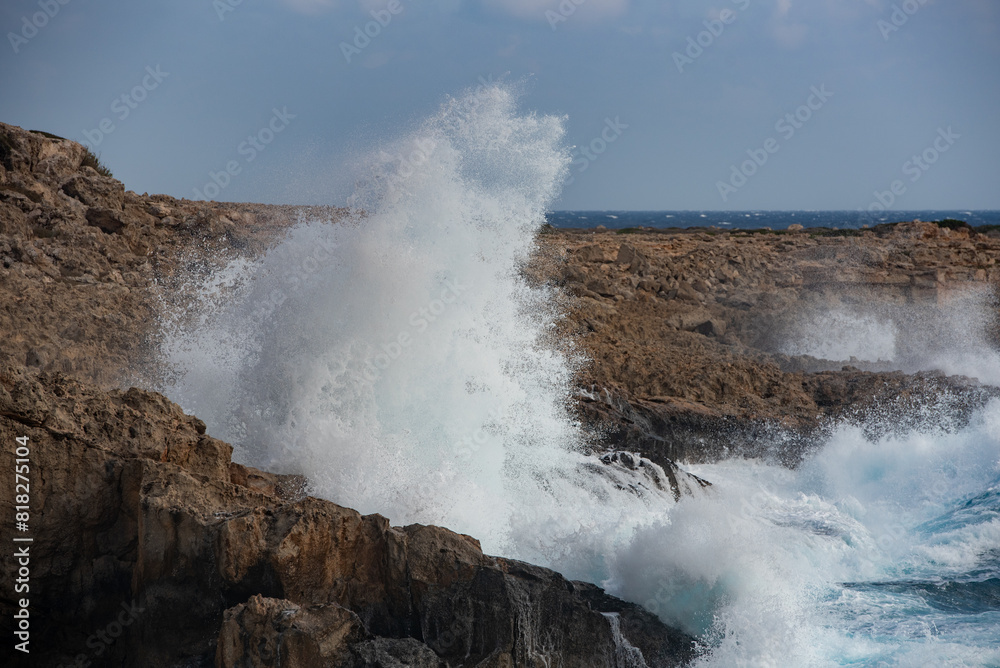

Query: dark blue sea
[546,210,1000,230]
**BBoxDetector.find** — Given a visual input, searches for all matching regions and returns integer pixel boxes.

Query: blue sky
[2,0,997,210]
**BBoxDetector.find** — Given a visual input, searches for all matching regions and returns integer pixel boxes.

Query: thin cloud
[282,0,339,16]
[483,0,630,22]
[770,0,808,49]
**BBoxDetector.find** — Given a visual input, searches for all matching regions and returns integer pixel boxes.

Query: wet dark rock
[600,450,712,501]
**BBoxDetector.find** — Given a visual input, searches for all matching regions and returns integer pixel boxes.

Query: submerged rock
[598,450,711,502]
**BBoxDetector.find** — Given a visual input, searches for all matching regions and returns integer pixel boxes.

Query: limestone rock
[0,365,698,667]
[615,242,651,274]
[216,596,373,668]
[0,120,347,388]
[61,171,125,211]
[85,205,127,233]
[531,223,1000,463]
[575,243,607,263]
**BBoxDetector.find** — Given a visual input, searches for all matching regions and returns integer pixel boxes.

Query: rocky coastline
[532,222,1000,468]
[2,121,998,666]
[0,123,699,666]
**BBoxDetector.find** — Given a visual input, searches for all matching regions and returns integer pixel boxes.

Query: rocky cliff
[0,121,341,389]
[0,122,698,666]
[0,365,694,667]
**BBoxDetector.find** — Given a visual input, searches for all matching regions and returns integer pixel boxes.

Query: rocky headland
[2,120,998,666]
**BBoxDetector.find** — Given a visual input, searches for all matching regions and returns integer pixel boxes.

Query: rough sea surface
[546,210,1000,231]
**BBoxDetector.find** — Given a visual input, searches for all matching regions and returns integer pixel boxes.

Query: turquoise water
[611,419,1000,667]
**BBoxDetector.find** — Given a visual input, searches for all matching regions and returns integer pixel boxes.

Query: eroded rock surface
[0,365,696,667]
[0,121,342,388]
[533,224,1000,464]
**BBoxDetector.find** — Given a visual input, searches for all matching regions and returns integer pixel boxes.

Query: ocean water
[546,210,1000,231]
[161,85,1000,667]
